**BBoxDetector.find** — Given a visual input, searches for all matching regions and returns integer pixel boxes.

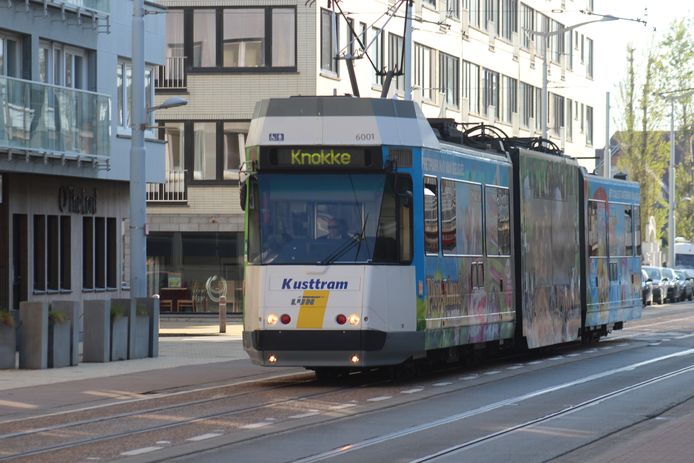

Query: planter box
[48,317,71,368]
[83,300,110,363]
[50,301,79,367]
[0,323,16,369]
[110,315,128,361]
[19,302,48,369]
[131,314,150,359]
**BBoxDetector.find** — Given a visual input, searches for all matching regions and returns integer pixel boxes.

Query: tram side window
[485,186,511,256]
[625,206,634,256]
[634,206,641,256]
[442,179,483,256]
[609,204,626,257]
[588,200,607,257]
[246,179,261,264]
[424,176,439,254]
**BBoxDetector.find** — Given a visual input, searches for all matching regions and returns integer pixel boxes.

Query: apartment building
[150,0,605,314]
[0,1,166,312]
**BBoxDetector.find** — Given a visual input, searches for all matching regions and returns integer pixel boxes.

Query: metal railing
[34,0,111,13]
[147,169,187,202]
[155,56,187,90]
[0,75,110,158]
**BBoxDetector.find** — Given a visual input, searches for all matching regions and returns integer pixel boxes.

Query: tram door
[12,214,28,311]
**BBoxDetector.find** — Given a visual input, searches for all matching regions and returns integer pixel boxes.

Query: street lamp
[130,2,188,301]
[528,13,645,141]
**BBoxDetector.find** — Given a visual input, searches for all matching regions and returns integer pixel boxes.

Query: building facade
[0,1,166,313]
[150,0,606,314]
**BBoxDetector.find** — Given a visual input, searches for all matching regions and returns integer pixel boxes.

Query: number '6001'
[356,133,374,141]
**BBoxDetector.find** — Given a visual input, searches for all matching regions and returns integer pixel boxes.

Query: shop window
[107,218,117,288]
[83,216,117,291]
[33,215,71,293]
[33,215,46,291]
[83,217,94,289]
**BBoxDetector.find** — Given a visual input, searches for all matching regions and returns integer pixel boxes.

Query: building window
[463,60,480,114]
[520,4,535,48]
[566,98,573,142]
[223,123,247,180]
[520,82,535,128]
[549,93,564,137]
[193,9,216,68]
[464,0,481,28]
[83,216,117,291]
[116,59,154,132]
[586,37,594,78]
[34,215,70,292]
[185,121,249,184]
[187,8,296,70]
[501,75,517,124]
[321,8,339,74]
[38,41,90,89]
[500,0,517,41]
[388,33,404,90]
[483,0,499,35]
[414,43,434,101]
[586,105,593,146]
[446,0,459,18]
[161,122,185,172]
[370,27,384,86]
[193,122,217,181]
[440,52,459,107]
[0,32,23,78]
[483,68,499,119]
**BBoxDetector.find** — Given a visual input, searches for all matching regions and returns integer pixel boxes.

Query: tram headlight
[266,313,279,325]
[348,314,361,326]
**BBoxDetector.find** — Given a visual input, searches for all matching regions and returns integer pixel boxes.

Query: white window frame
[116,58,155,137]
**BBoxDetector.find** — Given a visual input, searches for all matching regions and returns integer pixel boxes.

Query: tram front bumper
[242,329,424,367]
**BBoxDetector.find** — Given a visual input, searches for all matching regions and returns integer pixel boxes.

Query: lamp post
[130,1,187,300]
[529,13,645,140]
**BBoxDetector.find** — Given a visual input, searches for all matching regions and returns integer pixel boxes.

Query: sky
[591,0,693,94]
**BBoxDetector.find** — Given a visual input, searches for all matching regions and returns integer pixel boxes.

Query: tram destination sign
[258,146,382,171]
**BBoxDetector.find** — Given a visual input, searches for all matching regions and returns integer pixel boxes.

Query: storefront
[147,231,244,314]
[0,173,130,312]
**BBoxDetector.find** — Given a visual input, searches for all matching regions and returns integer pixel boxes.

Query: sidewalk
[0,316,248,393]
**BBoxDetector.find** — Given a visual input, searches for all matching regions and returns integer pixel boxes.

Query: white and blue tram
[240,96,641,370]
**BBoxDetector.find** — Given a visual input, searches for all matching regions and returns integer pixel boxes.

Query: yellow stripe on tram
[296,290,330,329]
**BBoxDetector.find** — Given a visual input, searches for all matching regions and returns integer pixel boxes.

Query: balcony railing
[35,0,111,13]
[0,75,111,159]
[147,169,188,202]
[155,56,187,90]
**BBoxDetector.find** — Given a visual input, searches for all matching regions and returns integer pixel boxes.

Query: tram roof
[247,96,441,150]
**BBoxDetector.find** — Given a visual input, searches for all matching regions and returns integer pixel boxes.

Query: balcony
[0,75,111,163]
[147,169,187,203]
[155,56,187,91]
[36,0,111,14]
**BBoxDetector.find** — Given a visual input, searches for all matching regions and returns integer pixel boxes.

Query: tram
[240,96,641,371]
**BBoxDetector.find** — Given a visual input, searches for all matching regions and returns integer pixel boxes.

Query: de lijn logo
[58,185,97,215]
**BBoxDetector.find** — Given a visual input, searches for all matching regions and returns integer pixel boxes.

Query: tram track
[1,332,685,462]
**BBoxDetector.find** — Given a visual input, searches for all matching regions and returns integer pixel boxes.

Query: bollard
[219,295,227,334]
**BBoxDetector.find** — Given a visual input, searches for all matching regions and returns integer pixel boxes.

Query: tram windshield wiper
[320,215,368,265]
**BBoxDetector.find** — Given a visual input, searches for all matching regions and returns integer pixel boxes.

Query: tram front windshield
[247,173,407,265]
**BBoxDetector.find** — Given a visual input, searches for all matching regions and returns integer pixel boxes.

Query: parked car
[660,267,681,303]
[643,266,667,304]
[642,269,653,306]
[674,269,694,301]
